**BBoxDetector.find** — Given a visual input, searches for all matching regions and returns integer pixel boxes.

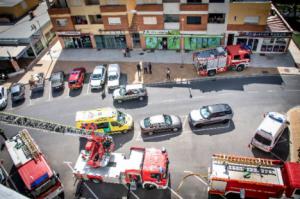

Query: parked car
[28,73,45,93]
[50,71,65,91]
[250,112,289,152]
[113,84,147,103]
[140,114,182,135]
[0,86,8,109]
[11,83,25,102]
[68,67,86,89]
[90,65,106,90]
[107,64,120,91]
[189,104,233,128]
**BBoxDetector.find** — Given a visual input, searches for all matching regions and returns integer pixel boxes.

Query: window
[56,19,68,27]
[209,0,224,2]
[233,55,241,60]
[187,0,202,3]
[111,122,120,127]
[85,0,99,5]
[150,173,161,181]
[294,189,300,196]
[108,17,121,25]
[208,13,225,24]
[97,122,109,129]
[89,15,103,24]
[164,15,179,23]
[143,17,157,25]
[244,16,259,24]
[73,16,88,24]
[187,16,201,24]
[69,0,81,6]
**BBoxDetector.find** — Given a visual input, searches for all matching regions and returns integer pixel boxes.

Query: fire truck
[4,129,64,199]
[193,45,251,76]
[208,154,300,199]
[73,136,170,190]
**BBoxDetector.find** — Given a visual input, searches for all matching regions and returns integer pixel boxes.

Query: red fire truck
[73,135,170,190]
[208,154,300,199]
[4,129,64,199]
[193,45,251,76]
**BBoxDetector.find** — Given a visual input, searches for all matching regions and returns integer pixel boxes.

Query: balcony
[136,0,162,4]
[100,5,127,12]
[100,0,126,5]
[48,0,70,15]
[230,0,270,2]
[180,3,208,11]
[136,4,163,11]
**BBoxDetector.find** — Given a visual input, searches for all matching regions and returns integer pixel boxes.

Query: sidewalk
[1,40,300,89]
[288,40,300,68]
[287,107,300,162]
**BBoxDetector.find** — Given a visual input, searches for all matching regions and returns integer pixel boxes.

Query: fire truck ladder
[213,154,277,167]
[19,129,40,160]
[0,112,104,137]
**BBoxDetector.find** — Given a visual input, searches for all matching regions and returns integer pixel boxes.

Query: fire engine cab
[208,154,300,199]
[4,129,64,199]
[193,45,251,76]
[73,137,169,190]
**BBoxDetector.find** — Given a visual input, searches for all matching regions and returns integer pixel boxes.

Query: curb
[144,73,290,87]
[287,106,300,162]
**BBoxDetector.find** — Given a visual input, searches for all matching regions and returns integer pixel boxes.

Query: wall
[0,0,39,20]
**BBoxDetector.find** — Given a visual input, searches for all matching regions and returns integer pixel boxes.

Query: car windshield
[254,133,272,146]
[144,117,151,128]
[269,114,284,123]
[108,75,118,81]
[164,115,172,125]
[117,111,126,125]
[91,74,102,80]
[51,74,60,81]
[200,106,211,119]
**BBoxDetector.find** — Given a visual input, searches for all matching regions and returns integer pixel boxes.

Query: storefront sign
[144,30,180,35]
[56,31,81,36]
[99,30,126,35]
[239,32,292,38]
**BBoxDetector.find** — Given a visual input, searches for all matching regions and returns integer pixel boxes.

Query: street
[0,75,299,199]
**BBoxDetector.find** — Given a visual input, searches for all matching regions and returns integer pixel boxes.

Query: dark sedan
[140,114,182,135]
[50,71,65,91]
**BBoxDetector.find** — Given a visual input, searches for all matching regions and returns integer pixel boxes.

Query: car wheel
[122,130,128,134]
[173,128,179,132]
[208,70,216,76]
[139,96,144,101]
[117,100,122,103]
[144,184,156,190]
[148,132,153,136]
[236,65,244,72]
[195,123,202,128]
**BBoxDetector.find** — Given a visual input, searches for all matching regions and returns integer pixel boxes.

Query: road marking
[122,184,140,199]
[168,187,183,199]
[48,82,52,101]
[87,82,90,95]
[182,115,188,128]
[83,182,99,199]
[183,171,208,186]
[64,161,100,199]
[286,89,300,92]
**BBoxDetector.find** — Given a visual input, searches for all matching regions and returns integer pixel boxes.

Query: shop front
[94,34,126,49]
[233,32,292,53]
[57,31,92,49]
[183,35,222,51]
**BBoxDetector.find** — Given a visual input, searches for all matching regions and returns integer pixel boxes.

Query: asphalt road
[0,75,300,199]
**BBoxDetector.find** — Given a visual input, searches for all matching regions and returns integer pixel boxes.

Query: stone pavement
[289,40,300,68]
[288,107,300,162]
[1,40,300,89]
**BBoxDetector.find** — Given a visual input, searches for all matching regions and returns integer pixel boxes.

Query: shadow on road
[141,130,181,142]
[113,97,148,109]
[69,87,83,97]
[190,120,235,136]
[30,90,44,99]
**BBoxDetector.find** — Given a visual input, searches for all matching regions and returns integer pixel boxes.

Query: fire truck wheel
[236,65,244,72]
[144,183,156,190]
[208,70,216,76]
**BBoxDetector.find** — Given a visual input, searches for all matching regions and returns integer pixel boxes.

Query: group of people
[123,47,130,57]
[136,61,152,77]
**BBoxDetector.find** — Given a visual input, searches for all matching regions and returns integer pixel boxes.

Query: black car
[11,83,25,102]
[50,71,65,91]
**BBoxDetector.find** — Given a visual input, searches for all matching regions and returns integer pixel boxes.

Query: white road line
[48,82,52,101]
[168,187,183,199]
[122,184,140,199]
[83,182,99,199]
[246,91,259,93]
[87,83,90,95]
[182,115,188,128]
[63,161,75,172]
[183,171,208,186]
[286,89,300,92]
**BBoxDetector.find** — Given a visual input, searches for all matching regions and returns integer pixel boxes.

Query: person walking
[148,62,152,74]
[136,62,141,77]
[143,62,148,74]
[166,67,170,80]
[126,47,130,57]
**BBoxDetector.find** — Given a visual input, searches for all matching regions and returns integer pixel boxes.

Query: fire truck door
[127,173,142,189]
[210,180,227,193]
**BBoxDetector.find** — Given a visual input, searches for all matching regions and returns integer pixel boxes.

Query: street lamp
[180,17,185,68]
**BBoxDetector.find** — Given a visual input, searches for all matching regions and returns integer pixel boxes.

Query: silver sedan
[140,114,182,135]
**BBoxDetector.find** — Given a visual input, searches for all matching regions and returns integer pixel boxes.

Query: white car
[0,86,8,109]
[107,64,120,91]
[90,65,106,90]
[250,112,289,152]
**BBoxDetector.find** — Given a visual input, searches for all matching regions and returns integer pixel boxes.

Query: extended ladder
[19,129,40,160]
[0,112,104,137]
[213,154,281,167]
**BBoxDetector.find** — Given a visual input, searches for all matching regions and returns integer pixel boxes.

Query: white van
[250,112,289,152]
[107,64,120,91]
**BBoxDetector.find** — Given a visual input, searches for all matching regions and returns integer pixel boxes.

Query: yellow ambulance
[75,107,134,134]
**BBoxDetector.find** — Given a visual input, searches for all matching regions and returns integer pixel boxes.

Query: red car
[68,67,86,89]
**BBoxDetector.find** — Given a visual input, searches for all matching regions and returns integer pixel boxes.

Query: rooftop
[0,2,50,40]
[266,4,293,32]
[0,0,23,7]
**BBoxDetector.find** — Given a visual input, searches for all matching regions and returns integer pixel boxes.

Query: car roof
[258,112,286,137]
[126,84,144,90]
[51,72,63,78]
[11,84,23,93]
[93,65,105,73]
[108,64,119,72]
[207,104,231,113]
[149,115,165,124]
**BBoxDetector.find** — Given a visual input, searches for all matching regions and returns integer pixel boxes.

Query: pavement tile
[288,107,300,162]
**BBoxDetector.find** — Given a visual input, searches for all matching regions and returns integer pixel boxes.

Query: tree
[272,0,299,18]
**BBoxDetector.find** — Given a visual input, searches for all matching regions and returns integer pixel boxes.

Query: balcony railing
[230,0,270,2]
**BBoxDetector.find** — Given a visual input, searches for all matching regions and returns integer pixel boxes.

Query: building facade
[48,0,292,53]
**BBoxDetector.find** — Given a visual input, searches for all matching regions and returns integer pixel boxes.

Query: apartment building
[48,0,292,53]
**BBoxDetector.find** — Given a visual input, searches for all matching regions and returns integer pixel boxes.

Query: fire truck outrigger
[193,45,251,76]
[208,154,300,199]
[4,129,64,199]
[73,136,170,190]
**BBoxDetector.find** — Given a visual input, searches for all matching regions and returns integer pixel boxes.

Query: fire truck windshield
[31,177,57,198]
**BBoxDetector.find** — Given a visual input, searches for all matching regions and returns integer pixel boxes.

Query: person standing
[126,47,130,57]
[166,67,170,80]
[143,62,148,74]
[136,62,141,77]
[148,62,152,74]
